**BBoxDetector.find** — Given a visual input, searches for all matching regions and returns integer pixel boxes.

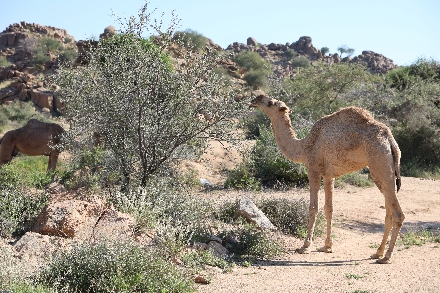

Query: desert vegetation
[1,1,440,292]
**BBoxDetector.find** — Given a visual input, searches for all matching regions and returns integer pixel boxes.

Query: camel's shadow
[256,258,374,267]
[338,220,440,234]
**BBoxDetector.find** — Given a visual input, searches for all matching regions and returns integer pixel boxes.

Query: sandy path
[196,177,440,293]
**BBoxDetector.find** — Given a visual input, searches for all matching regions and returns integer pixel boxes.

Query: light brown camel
[0,119,65,172]
[250,95,404,264]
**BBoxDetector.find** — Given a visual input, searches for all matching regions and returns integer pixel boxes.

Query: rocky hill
[0,22,397,113]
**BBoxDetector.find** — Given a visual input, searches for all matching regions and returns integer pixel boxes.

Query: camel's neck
[269,112,305,164]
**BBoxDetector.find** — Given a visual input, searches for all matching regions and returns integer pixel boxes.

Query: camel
[0,119,65,172]
[249,95,404,264]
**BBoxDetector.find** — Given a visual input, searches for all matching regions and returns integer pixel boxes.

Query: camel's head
[249,95,290,114]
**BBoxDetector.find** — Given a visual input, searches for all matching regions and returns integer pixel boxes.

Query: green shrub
[0,157,57,189]
[57,48,77,64]
[0,56,11,68]
[240,109,271,139]
[335,170,374,188]
[251,127,308,187]
[291,56,310,68]
[386,57,440,90]
[284,49,297,59]
[233,51,271,74]
[38,241,194,293]
[243,68,269,89]
[174,29,208,52]
[224,162,261,191]
[218,222,281,260]
[321,47,330,55]
[0,101,42,133]
[258,197,325,238]
[0,185,48,237]
[394,124,440,176]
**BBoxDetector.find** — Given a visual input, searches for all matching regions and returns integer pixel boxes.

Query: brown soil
[195,177,440,293]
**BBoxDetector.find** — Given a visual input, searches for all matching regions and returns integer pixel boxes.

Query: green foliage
[174,29,208,52]
[388,81,440,176]
[385,57,440,90]
[284,48,297,59]
[31,37,62,66]
[218,222,281,260]
[337,44,355,57]
[1,283,53,293]
[258,197,325,238]
[38,241,194,293]
[224,162,261,191]
[320,47,329,55]
[399,227,440,248]
[0,184,48,237]
[335,170,374,188]
[233,51,269,71]
[0,156,57,189]
[57,48,77,64]
[0,56,11,68]
[0,101,43,133]
[53,10,243,191]
[240,110,271,139]
[291,56,310,68]
[251,127,308,187]
[243,68,269,89]
[284,62,379,120]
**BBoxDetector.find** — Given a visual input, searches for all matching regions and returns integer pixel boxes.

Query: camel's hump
[323,106,374,124]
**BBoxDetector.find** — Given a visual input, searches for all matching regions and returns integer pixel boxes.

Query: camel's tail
[389,136,401,192]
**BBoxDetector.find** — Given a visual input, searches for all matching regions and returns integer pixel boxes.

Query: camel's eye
[268,100,273,107]
[279,106,287,112]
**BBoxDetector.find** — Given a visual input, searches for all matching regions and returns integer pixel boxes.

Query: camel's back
[15,119,64,155]
[305,106,392,152]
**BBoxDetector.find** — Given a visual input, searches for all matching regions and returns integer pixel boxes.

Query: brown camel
[0,119,65,172]
[250,95,404,264]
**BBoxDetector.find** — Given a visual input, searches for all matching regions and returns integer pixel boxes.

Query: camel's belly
[323,147,368,178]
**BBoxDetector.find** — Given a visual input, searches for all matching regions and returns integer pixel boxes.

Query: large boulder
[234,197,276,230]
[32,199,136,241]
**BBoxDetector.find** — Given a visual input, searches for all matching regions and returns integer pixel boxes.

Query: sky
[1,0,439,66]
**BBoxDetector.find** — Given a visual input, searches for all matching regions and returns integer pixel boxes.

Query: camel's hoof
[318,246,333,253]
[376,257,391,264]
[295,247,311,254]
[370,253,383,260]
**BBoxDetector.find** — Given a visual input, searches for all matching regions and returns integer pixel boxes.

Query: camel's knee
[309,204,318,217]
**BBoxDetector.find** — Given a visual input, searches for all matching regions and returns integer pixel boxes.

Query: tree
[282,62,380,119]
[53,3,244,190]
[337,45,355,58]
[320,47,329,55]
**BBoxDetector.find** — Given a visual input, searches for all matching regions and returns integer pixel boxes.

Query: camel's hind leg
[47,151,59,172]
[369,165,405,264]
[296,172,320,254]
[318,176,334,253]
[0,133,16,166]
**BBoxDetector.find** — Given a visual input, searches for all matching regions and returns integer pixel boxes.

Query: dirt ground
[195,176,440,293]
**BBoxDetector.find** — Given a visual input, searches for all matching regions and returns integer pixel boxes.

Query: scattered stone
[234,197,276,230]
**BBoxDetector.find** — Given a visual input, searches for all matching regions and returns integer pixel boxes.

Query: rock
[251,89,266,97]
[234,197,276,230]
[13,232,69,261]
[247,37,258,46]
[194,275,210,284]
[32,199,135,241]
[207,241,229,258]
[32,200,101,238]
[30,89,53,110]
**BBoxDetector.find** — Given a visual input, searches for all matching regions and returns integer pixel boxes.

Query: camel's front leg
[318,176,334,253]
[296,172,320,254]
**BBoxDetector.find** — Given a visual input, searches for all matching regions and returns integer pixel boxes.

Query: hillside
[1,22,396,112]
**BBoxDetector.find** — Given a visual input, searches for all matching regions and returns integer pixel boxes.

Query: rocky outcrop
[225,36,397,77]
[350,50,397,73]
[32,199,135,240]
